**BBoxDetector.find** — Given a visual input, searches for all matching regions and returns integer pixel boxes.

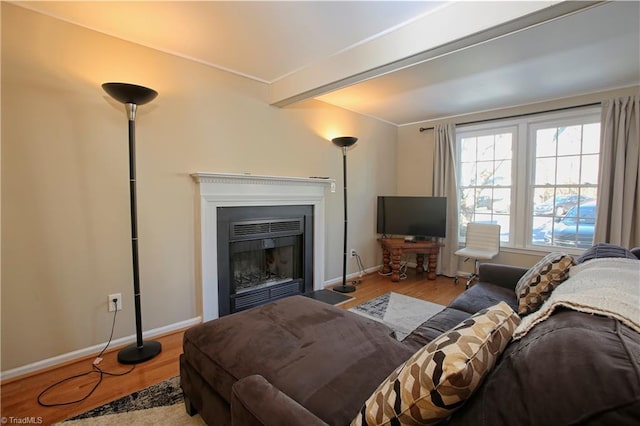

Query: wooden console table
[378,238,444,282]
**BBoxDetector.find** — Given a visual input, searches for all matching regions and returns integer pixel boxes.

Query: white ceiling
[14,1,640,126]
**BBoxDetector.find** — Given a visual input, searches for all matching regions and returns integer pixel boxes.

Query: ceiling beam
[269,1,603,108]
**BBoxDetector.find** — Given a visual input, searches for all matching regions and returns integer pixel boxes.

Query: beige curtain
[433,124,459,276]
[595,95,640,248]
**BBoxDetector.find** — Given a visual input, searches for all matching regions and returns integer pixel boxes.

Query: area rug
[57,376,204,425]
[349,292,445,340]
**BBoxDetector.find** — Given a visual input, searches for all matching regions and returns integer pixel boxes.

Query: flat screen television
[377,196,447,239]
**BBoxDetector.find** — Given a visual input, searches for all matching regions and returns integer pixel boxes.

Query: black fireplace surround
[216,205,313,316]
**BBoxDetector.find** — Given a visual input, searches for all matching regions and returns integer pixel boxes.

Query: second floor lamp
[332,136,358,293]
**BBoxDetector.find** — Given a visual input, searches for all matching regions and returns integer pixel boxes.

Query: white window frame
[456,106,601,255]
[457,123,519,246]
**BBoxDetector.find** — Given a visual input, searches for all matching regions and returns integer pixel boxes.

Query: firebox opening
[217,205,313,316]
[230,236,301,294]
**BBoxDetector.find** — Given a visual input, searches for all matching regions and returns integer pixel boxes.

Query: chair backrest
[465,223,501,253]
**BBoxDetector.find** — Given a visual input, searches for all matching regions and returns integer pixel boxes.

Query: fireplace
[192,172,334,321]
[217,205,313,315]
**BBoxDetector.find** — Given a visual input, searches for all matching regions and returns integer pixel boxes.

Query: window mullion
[513,123,528,248]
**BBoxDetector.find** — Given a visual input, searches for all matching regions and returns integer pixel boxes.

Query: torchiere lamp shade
[332,136,358,148]
[102,82,158,106]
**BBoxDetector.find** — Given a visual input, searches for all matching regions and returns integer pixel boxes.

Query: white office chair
[454,223,501,289]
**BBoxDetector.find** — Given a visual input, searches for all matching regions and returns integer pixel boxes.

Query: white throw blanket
[514,257,640,339]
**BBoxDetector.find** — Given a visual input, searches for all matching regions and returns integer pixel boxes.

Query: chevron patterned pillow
[351,301,520,426]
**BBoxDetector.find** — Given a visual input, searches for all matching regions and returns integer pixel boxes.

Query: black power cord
[37,299,135,407]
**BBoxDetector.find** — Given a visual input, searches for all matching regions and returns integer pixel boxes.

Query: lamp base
[117,340,162,364]
[332,284,356,293]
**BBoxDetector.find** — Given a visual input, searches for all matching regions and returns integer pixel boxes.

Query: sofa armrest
[231,375,329,426]
[478,263,528,290]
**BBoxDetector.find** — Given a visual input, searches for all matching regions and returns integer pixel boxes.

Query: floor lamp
[102,82,162,364]
[332,136,358,293]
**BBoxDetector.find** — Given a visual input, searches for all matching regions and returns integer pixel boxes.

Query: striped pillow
[574,243,637,264]
[351,302,520,426]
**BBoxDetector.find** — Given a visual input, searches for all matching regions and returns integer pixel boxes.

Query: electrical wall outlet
[350,249,357,257]
[108,293,123,312]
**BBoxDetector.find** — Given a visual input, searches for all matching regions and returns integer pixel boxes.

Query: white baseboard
[0,317,202,382]
[323,265,382,287]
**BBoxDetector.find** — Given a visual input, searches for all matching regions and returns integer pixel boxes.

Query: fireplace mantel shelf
[192,172,336,192]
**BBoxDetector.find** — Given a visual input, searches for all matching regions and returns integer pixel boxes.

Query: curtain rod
[418,102,602,132]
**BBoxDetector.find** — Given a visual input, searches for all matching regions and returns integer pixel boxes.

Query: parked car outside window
[544,201,596,248]
[534,195,594,217]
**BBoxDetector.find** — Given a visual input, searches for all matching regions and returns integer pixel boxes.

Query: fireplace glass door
[230,235,301,295]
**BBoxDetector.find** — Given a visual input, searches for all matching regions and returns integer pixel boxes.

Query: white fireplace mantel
[192,172,336,321]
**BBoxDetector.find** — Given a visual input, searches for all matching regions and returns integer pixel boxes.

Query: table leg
[415,253,425,273]
[391,247,402,282]
[427,249,438,280]
[381,247,391,274]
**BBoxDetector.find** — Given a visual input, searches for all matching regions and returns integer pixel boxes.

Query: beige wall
[396,125,433,196]
[0,4,397,371]
[397,85,640,274]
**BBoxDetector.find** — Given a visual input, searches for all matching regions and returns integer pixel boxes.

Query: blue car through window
[544,202,596,248]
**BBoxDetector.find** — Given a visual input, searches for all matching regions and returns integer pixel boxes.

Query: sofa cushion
[401,307,471,351]
[351,301,520,426]
[515,252,574,315]
[448,310,640,426]
[477,263,528,290]
[574,242,638,264]
[449,282,518,314]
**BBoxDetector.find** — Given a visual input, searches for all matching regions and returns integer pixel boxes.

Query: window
[458,128,515,243]
[530,119,600,249]
[456,107,601,252]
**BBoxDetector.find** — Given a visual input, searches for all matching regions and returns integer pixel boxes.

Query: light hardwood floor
[0,270,463,425]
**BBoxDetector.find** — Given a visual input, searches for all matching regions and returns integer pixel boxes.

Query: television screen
[377,196,447,238]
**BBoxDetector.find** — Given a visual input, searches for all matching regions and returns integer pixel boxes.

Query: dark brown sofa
[180,247,640,426]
